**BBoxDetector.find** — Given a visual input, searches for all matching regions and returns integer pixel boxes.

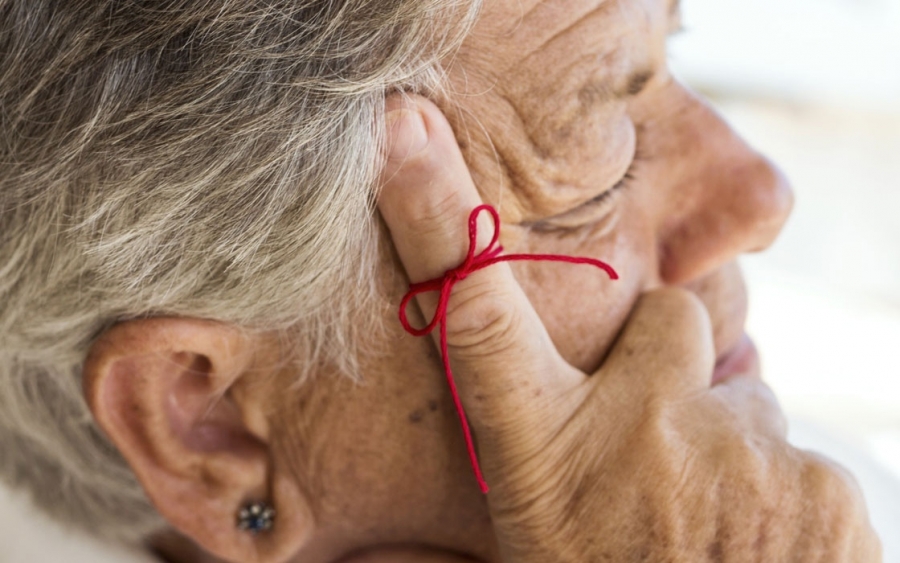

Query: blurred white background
[670,0,900,556]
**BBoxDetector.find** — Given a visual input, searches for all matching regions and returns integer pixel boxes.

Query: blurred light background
[669,0,900,557]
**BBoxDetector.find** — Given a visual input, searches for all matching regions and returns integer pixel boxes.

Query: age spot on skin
[707,538,724,561]
[409,401,439,423]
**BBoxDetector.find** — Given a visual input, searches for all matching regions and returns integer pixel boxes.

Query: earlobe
[83,318,311,563]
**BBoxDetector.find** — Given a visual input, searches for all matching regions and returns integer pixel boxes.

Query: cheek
[509,205,656,373]
[267,260,496,541]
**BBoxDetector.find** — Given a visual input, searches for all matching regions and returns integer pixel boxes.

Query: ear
[83,318,312,563]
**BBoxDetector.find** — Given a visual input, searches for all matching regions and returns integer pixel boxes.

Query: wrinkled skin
[145,0,881,561]
[369,97,879,562]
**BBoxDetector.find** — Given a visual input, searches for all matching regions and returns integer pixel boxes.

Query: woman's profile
[0,1,882,562]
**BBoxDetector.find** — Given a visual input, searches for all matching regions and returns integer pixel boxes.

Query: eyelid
[526,131,644,233]
[549,138,640,220]
[526,183,626,233]
[528,165,635,232]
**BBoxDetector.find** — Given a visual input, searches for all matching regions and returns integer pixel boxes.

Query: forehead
[482,0,680,31]
[460,0,679,116]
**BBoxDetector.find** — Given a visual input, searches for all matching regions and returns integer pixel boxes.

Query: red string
[399,204,619,494]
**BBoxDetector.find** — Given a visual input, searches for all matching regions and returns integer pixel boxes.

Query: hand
[378,95,881,562]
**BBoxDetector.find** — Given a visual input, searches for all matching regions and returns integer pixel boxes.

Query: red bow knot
[399,204,618,493]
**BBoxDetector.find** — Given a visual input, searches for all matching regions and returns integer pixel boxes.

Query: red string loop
[399,204,619,494]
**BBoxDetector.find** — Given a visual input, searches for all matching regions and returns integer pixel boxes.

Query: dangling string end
[399,205,617,494]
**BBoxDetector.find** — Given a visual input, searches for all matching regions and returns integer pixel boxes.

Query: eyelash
[595,137,646,202]
[583,165,636,208]
[527,138,644,234]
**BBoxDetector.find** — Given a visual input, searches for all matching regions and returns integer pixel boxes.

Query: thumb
[378,94,584,431]
[594,287,716,402]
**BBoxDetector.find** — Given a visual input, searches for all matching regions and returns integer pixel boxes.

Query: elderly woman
[0,0,881,562]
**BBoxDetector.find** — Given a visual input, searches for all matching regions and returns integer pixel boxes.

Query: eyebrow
[617,0,683,100]
[623,70,655,97]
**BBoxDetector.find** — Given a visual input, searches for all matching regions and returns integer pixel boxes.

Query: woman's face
[275,0,794,560]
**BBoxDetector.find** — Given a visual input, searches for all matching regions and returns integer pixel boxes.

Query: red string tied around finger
[399,204,618,494]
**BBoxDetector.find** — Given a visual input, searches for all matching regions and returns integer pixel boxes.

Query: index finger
[377,94,586,430]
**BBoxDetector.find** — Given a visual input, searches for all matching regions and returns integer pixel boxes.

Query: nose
[656,87,795,285]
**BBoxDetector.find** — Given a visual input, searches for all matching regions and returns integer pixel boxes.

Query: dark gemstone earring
[237,501,275,534]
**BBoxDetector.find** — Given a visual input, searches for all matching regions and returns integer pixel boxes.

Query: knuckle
[716,379,788,436]
[802,453,865,506]
[398,188,462,238]
[799,452,875,544]
[726,436,771,483]
[443,275,521,358]
[748,383,788,435]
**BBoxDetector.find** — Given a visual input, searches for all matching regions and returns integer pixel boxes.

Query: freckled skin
[249,0,829,562]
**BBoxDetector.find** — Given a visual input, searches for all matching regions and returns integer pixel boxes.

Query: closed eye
[527,145,642,233]
[581,169,634,209]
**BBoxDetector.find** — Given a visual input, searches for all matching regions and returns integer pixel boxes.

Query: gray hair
[0,0,480,544]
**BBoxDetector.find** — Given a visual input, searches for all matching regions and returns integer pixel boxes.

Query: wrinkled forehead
[467,0,680,80]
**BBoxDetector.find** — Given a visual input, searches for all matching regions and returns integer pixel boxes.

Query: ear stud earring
[237,501,276,534]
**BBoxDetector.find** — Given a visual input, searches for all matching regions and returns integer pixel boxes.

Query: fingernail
[386,108,429,160]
